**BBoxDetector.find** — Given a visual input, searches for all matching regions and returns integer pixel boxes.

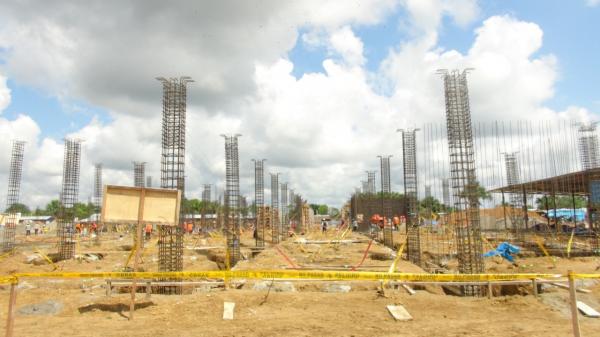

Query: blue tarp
[483,242,521,262]
[545,208,586,221]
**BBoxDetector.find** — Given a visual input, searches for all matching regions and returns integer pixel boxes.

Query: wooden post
[106,280,112,297]
[487,281,492,299]
[129,187,146,320]
[532,278,538,297]
[5,280,17,337]
[568,270,581,337]
[145,281,151,300]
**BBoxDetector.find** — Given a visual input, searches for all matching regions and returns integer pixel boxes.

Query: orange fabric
[145,224,152,233]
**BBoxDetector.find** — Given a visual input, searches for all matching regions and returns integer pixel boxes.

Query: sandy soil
[1,228,600,336]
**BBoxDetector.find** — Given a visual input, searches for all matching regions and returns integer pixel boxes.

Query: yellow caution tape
[566,229,575,258]
[571,273,600,279]
[0,276,17,284]
[4,270,561,282]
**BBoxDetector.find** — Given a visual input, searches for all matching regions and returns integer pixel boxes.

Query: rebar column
[93,163,102,209]
[378,155,393,248]
[157,225,183,294]
[578,123,600,170]
[157,77,193,197]
[253,160,265,247]
[281,182,288,240]
[366,171,376,194]
[439,69,485,296]
[223,134,241,266]
[399,129,421,265]
[146,176,152,188]
[57,138,82,260]
[156,76,192,275]
[3,140,25,252]
[503,152,524,241]
[202,184,212,202]
[271,173,280,243]
[442,178,450,208]
[133,162,146,188]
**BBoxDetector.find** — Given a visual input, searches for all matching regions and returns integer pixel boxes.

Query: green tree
[44,200,61,216]
[317,204,329,215]
[5,203,31,215]
[419,196,444,214]
[73,202,95,219]
[309,204,320,215]
[459,181,491,205]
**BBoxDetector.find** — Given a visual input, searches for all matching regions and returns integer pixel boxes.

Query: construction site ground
[1,227,600,336]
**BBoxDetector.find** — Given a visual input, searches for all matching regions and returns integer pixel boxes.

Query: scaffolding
[57,139,82,260]
[271,173,280,243]
[156,76,192,276]
[3,140,25,252]
[253,159,265,247]
[223,135,241,266]
[378,155,393,247]
[399,129,421,265]
[440,69,485,296]
[133,162,146,188]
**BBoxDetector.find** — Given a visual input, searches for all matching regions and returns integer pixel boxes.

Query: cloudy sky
[0,0,599,210]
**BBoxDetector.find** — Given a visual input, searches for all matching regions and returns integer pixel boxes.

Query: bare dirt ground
[1,227,599,336]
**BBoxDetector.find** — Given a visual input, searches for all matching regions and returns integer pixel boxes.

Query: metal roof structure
[490,168,600,196]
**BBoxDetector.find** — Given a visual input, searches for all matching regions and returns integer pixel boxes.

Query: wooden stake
[129,188,146,321]
[5,280,17,337]
[568,270,581,337]
[532,279,538,297]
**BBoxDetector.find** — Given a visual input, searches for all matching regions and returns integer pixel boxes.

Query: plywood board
[577,301,600,318]
[223,302,235,320]
[387,305,413,321]
[101,185,181,225]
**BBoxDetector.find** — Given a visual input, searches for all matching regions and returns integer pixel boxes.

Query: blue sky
[1,0,599,208]
[288,0,599,113]
[2,1,599,140]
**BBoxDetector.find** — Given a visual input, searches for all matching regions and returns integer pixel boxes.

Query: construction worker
[34,222,40,235]
[25,222,31,236]
[145,223,152,240]
[321,219,327,232]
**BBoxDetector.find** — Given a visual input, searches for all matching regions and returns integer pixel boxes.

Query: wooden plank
[387,305,412,321]
[223,302,235,320]
[577,301,600,318]
[551,282,591,293]
[401,284,416,295]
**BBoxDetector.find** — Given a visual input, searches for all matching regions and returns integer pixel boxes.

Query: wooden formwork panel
[101,185,181,225]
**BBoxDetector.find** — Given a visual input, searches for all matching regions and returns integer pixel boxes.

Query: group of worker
[24,221,46,236]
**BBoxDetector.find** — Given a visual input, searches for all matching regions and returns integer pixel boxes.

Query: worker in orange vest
[187,222,193,234]
[144,223,153,240]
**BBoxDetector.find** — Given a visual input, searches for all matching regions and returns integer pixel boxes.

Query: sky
[0,0,599,210]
